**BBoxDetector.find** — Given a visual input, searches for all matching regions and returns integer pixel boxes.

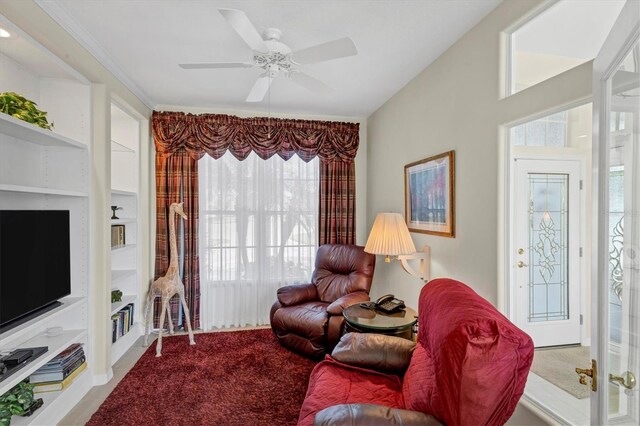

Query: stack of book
[30,343,86,393]
[112,303,135,343]
[111,224,125,248]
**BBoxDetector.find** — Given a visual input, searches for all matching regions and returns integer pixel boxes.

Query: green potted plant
[111,289,123,303]
[0,381,43,425]
[0,92,54,130]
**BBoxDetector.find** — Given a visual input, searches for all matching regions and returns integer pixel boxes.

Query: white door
[514,158,582,347]
[591,0,639,423]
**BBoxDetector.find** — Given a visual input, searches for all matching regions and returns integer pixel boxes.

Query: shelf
[112,324,142,365]
[0,329,87,396]
[111,189,137,196]
[0,298,84,348]
[111,244,136,253]
[11,367,91,426]
[0,113,86,150]
[112,269,136,284]
[111,139,135,153]
[111,218,137,225]
[0,184,88,198]
[0,13,92,425]
[110,295,137,315]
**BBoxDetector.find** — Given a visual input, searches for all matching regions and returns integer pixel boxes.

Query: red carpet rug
[87,329,317,426]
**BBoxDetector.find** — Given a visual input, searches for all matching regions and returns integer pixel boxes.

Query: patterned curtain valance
[152,111,359,163]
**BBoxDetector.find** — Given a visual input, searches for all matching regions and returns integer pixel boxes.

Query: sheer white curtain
[199,152,319,329]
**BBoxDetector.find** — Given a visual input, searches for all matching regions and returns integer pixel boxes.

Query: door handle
[575,359,598,392]
[609,371,636,390]
[517,261,528,268]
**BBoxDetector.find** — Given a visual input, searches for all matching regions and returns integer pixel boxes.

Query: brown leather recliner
[270,244,376,359]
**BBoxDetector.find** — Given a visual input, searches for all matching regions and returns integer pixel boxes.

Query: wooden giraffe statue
[143,202,196,357]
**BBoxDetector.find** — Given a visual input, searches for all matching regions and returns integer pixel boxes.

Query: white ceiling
[37,0,502,118]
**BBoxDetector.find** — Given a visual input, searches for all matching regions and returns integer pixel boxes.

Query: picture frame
[404,150,455,237]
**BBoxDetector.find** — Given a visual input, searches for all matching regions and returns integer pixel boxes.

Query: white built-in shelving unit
[0,13,92,424]
[109,102,142,364]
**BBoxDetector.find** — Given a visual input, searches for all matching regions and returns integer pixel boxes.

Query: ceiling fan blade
[289,72,332,94]
[246,75,272,102]
[219,8,268,53]
[179,62,254,69]
[291,37,357,65]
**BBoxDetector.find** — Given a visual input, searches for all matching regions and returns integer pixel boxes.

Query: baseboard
[519,395,567,425]
[92,369,112,386]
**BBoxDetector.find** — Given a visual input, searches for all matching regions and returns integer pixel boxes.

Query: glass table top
[343,304,417,330]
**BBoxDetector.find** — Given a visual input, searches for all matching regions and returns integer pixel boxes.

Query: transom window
[508,0,625,95]
[512,111,567,147]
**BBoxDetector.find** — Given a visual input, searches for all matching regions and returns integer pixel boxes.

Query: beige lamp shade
[364,213,416,256]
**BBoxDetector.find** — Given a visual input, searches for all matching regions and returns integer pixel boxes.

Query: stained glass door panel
[514,159,581,347]
[527,173,569,323]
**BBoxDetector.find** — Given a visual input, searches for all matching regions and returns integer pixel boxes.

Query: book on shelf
[41,343,82,364]
[29,344,86,384]
[30,355,86,383]
[112,303,136,343]
[111,224,125,248]
[34,349,84,374]
[111,313,120,343]
[33,361,87,393]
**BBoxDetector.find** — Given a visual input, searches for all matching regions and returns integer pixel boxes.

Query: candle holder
[111,206,123,220]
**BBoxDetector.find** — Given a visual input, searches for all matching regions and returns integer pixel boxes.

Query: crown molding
[35,0,156,109]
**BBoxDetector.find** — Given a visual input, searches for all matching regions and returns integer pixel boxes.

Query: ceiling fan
[179,8,358,102]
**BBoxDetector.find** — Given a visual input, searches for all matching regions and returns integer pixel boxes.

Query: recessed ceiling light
[0,28,10,38]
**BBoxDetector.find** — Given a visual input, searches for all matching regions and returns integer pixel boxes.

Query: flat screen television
[0,210,71,332]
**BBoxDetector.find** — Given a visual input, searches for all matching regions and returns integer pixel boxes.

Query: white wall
[366,0,593,305]
[366,1,596,423]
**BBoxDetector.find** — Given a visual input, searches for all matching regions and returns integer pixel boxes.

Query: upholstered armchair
[270,244,376,359]
[298,279,535,426]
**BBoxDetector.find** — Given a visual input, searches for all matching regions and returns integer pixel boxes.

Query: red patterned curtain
[154,151,200,329]
[152,111,359,162]
[153,111,359,329]
[319,160,356,245]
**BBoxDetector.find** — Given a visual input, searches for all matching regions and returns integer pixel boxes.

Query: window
[511,103,591,148]
[199,152,319,328]
[508,0,625,95]
[512,111,567,147]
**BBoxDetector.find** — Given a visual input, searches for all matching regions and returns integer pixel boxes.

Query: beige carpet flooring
[530,345,591,399]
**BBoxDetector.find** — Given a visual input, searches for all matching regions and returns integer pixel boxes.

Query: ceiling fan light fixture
[182,8,358,103]
[263,28,282,41]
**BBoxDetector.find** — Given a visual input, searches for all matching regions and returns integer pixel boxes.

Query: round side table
[343,304,418,340]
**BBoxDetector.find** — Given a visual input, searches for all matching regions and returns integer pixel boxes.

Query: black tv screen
[0,210,71,329]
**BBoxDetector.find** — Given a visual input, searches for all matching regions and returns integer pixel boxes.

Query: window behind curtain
[199,152,319,329]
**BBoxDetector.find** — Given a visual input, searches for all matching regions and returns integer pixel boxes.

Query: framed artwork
[404,150,455,237]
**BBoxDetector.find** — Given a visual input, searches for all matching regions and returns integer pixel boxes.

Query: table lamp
[364,212,430,282]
